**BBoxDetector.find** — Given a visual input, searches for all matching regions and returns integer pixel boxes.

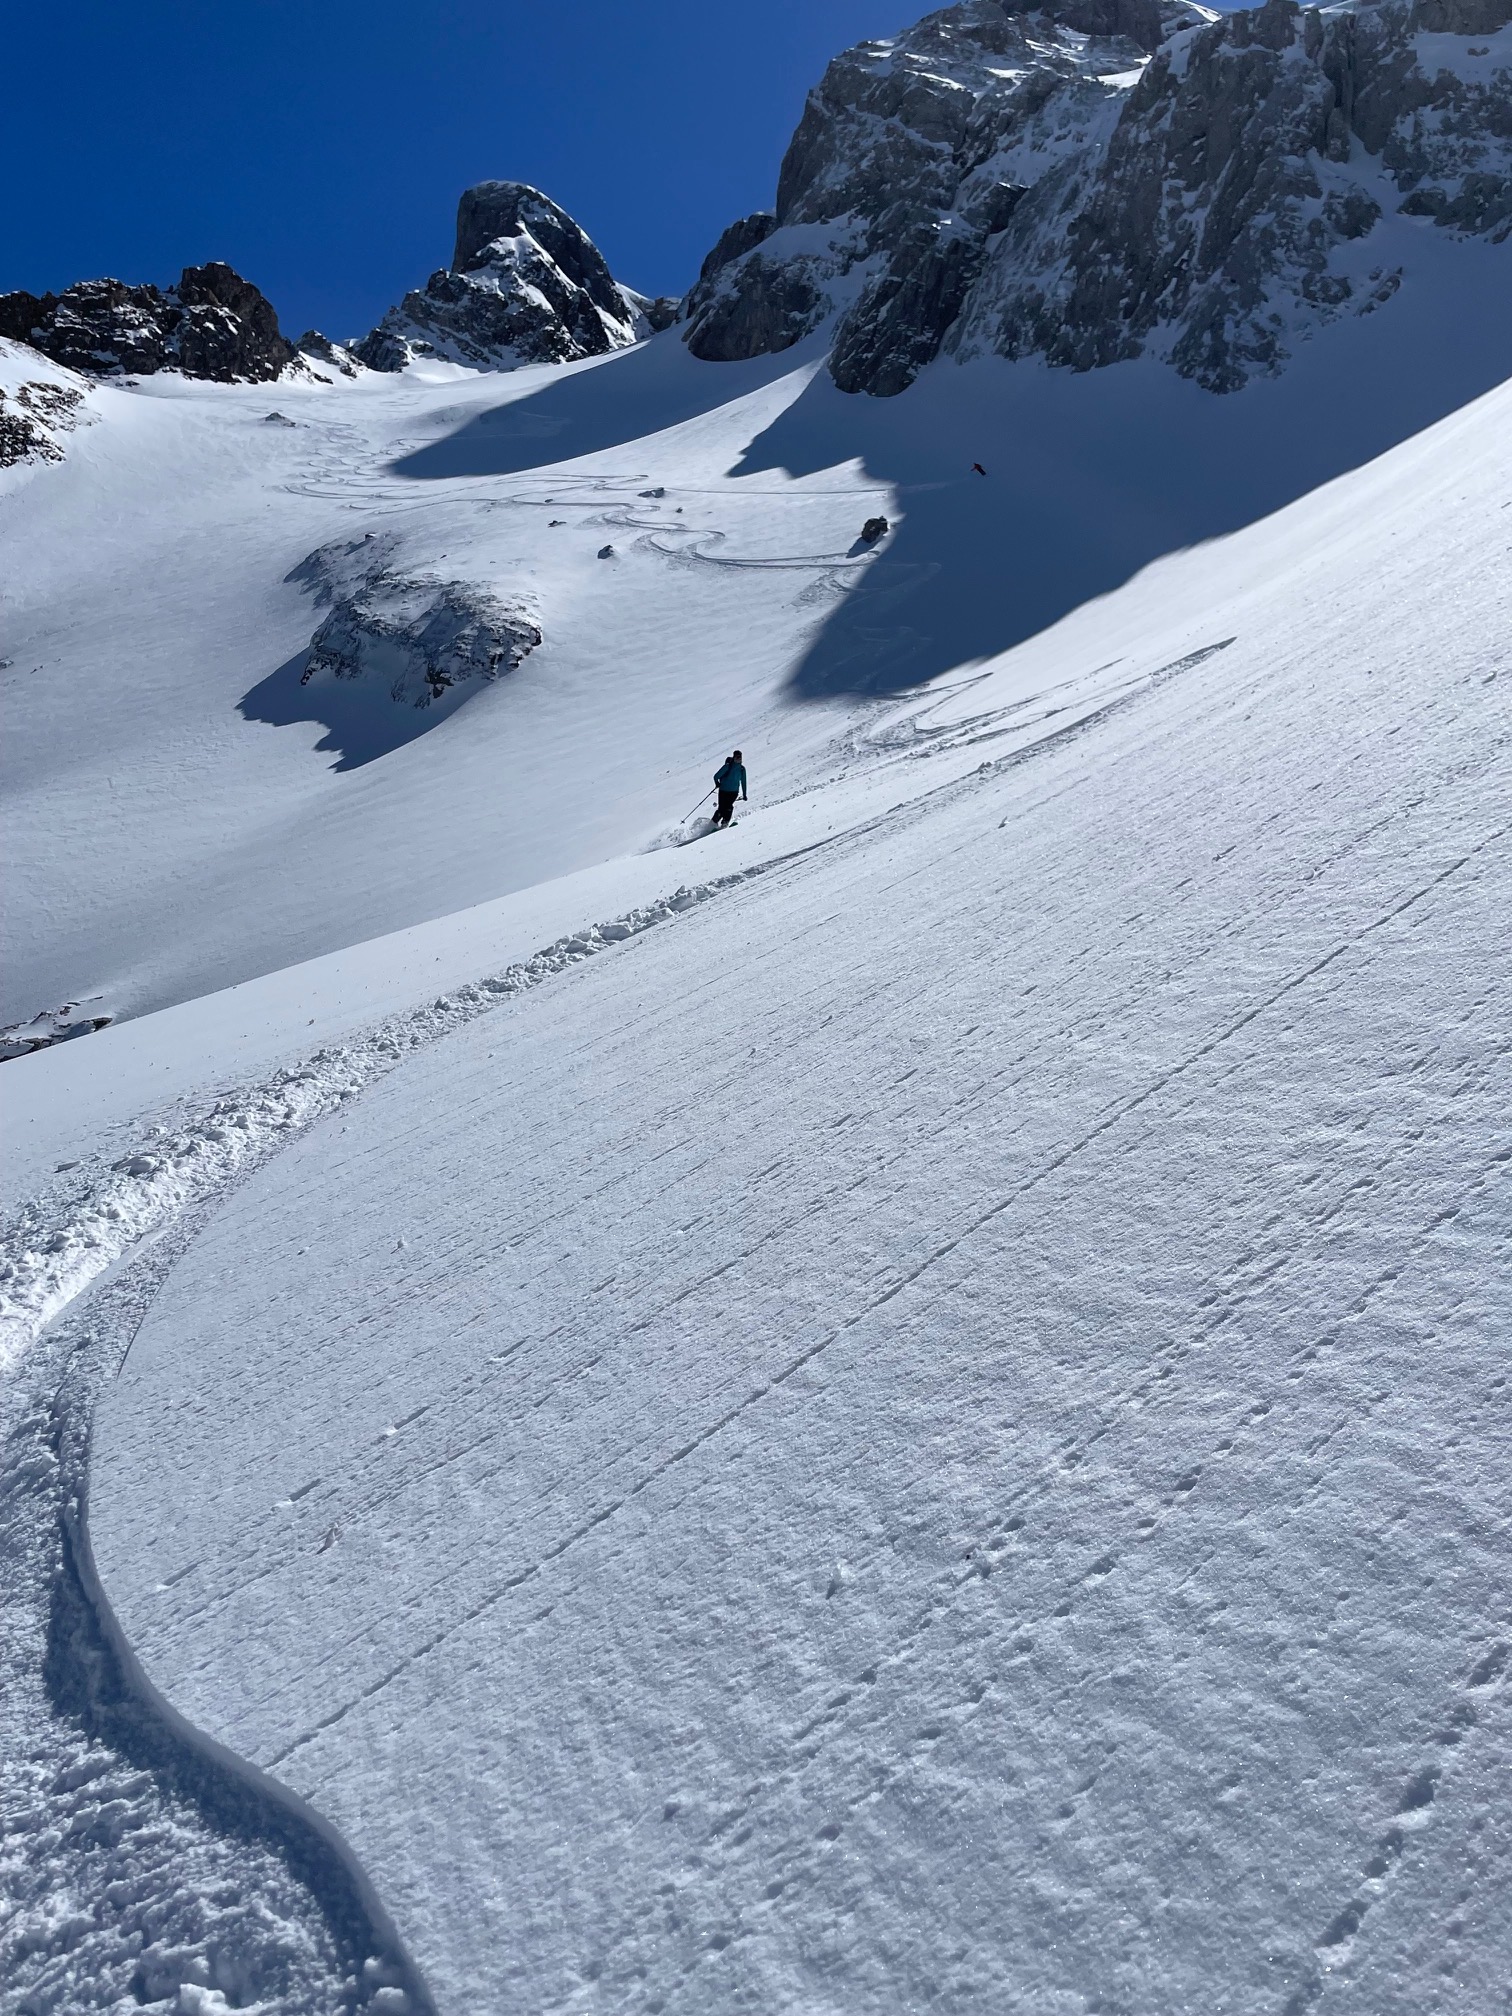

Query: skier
[711,750,747,828]
[972,462,988,476]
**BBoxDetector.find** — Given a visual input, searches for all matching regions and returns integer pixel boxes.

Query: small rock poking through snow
[0,997,113,1062]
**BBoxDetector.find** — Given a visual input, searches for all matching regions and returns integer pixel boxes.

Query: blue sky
[2,2,923,340]
[4,3,1242,343]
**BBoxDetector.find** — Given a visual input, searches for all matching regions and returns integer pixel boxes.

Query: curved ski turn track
[86,381,1512,2014]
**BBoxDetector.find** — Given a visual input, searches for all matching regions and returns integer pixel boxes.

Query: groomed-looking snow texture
[89,377,1511,2013]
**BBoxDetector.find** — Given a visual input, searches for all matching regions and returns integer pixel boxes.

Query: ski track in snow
[0,860,881,2012]
[1,866,794,2015]
[1,1238,431,2015]
[0,868,769,1371]
[5,340,1512,2010]
[84,427,1512,2015]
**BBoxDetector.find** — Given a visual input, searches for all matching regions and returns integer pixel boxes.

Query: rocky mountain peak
[685,0,1512,396]
[954,0,1512,389]
[0,263,295,382]
[683,0,1210,374]
[354,180,650,372]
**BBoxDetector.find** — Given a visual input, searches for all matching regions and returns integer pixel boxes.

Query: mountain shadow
[729,236,1512,699]
[386,237,1512,703]
[391,330,820,481]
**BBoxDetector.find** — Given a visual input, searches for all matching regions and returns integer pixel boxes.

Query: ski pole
[682,788,715,822]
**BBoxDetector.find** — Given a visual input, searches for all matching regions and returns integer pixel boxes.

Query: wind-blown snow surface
[85,374,1512,2014]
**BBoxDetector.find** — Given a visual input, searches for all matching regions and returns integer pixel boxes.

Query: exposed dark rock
[697,214,779,285]
[954,0,1512,390]
[861,516,891,542]
[1050,0,1172,53]
[297,330,360,377]
[683,0,1202,388]
[4,279,176,376]
[0,378,86,467]
[962,181,1030,236]
[0,291,50,345]
[291,534,541,712]
[687,0,1512,397]
[0,999,112,1061]
[0,394,60,469]
[686,254,834,363]
[0,265,294,382]
[173,263,294,380]
[355,182,640,372]
[454,181,622,302]
[831,220,985,396]
[623,291,683,333]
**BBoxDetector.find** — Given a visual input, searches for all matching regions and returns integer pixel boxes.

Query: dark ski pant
[713,789,739,827]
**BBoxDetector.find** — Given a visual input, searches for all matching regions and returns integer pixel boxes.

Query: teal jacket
[715,760,747,796]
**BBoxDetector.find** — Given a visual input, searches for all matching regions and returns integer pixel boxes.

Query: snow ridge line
[0,865,780,1370]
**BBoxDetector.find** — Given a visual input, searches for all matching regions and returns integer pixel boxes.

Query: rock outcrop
[953,0,1512,389]
[0,264,295,382]
[290,534,542,711]
[621,288,683,334]
[296,330,361,378]
[686,0,1512,395]
[684,0,1203,379]
[355,182,645,371]
[0,374,85,467]
[0,998,113,1063]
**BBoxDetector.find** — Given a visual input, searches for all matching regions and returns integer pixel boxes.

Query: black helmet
[732,748,742,760]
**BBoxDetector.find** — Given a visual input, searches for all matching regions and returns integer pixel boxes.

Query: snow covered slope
[4,205,1509,1040]
[83,365,1512,2014]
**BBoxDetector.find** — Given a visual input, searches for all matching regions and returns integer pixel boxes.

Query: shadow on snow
[389,333,821,482]
[386,237,1512,703]
[237,653,491,773]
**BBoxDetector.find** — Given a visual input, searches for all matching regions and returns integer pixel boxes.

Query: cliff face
[354,182,646,372]
[682,1,1210,385]
[952,0,1512,389]
[686,0,1512,395]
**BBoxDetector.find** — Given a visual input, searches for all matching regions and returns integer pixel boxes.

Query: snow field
[85,374,1512,2011]
[0,338,871,1028]
[6,219,1511,1036]
[2,551,1211,1352]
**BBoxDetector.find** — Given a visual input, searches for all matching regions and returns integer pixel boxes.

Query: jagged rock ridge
[355,182,669,372]
[686,0,1512,394]
[684,0,1208,385]
[296,330,361,379]
[0,265,295,383]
